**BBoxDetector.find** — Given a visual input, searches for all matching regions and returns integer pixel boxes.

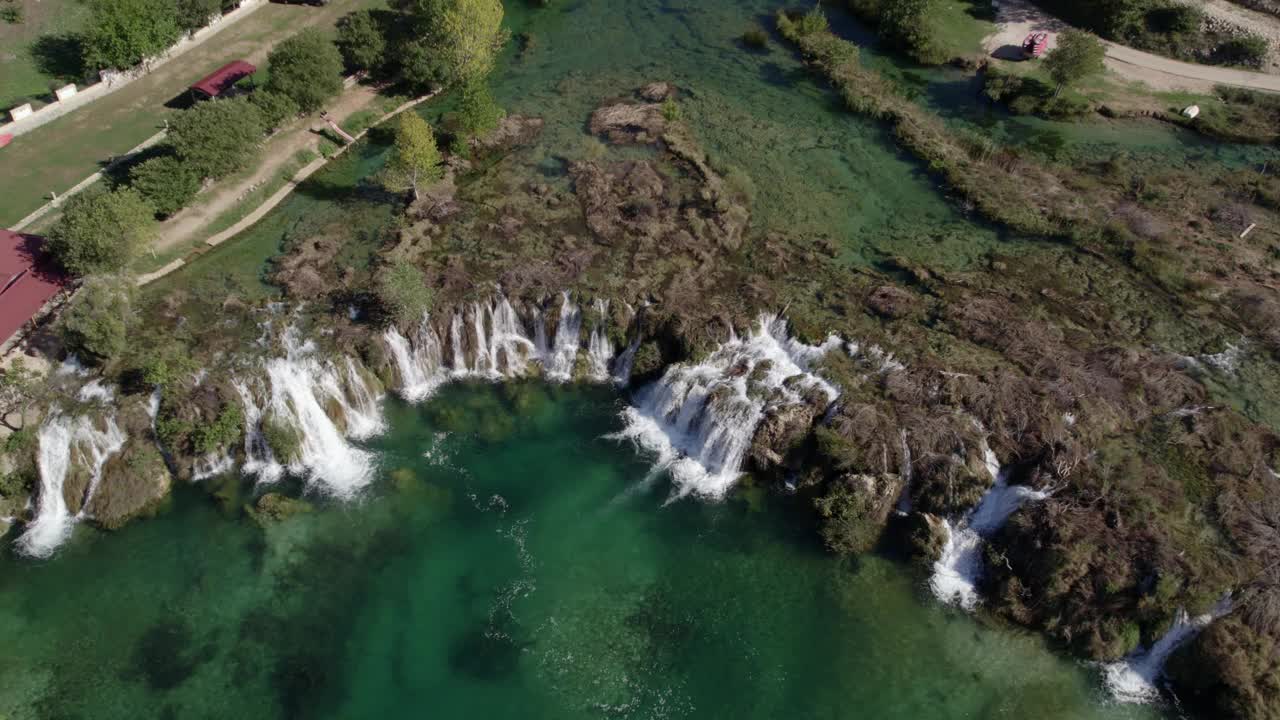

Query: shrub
[249,90,300,132]
[266,28,344,113]
[49,188,156,275]
[129,155,201,217]
[1145,5,1202,36]
[81,0,180,71]
[660,97,681,122]
[1215,35,1269,68]
[456,77,504,136]
[61,276,137,362]
[795,6,828,37]
[335,9,387,73]
[376,260,433,324]
[192,404,243,454]
[168,96,265,179]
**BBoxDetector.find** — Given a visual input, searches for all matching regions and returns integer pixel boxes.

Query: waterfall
[613,336,641,386]
[1102,595,1234,703]
[18,414,127,558]
[544,292,582,382]
[612,314,840,500]
[77,380,116,404]
[384,317,446,402]
[929,440,1049,610]
[450,311,467,374]
[235,379,282,485]
[474,298,538,377]
[586,299,614,382]
[192,452,235,481]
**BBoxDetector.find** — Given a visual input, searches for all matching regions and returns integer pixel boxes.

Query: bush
[49,188,156,275]
[175,0,220,33]
[61,276,136,362]
[81,0,180,71]
[129,155,201,217]
[168,96,265,179]
[249,90,300,132]
[192,404,243,454]
[376,260,433,324]
[1145,5,1202,36]
[456,77,503,136]
[1215,35,1269,68]
[660,97,681,122]
[266,28,344,113]
[336,9,387,73]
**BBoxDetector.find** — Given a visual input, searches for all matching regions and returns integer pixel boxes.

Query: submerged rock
[638,81,677,102]
[87,442,171,530]
[589,102,666,144]
[247,493,313,525]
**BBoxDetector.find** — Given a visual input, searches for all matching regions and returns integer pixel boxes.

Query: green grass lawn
[0,0,91,110]
[929,0,997,60]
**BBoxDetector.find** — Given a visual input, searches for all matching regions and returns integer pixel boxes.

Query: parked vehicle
[1022,32,1049,59]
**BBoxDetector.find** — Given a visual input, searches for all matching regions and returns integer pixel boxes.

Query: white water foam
[929,440,1049,610]
[585,299,614,382]
[1102,595,1234,703]
[544,292,582,382]
[192,452,236,481]
[18,414,127,558]
[612,314,839,501]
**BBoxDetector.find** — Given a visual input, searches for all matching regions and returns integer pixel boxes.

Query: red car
[1023,32,1050,59]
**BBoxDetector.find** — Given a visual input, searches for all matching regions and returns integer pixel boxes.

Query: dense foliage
[382,113,444,200]
[60,276,137,361]
[81,0,181,71]
[167,96,265,179]
[335,9,388,73]
[129,155,202,217]
[49,188,156,275]
[265,28,344,113]
[248,90,300,133]
[175,0,220,33]
[376,259,434,324]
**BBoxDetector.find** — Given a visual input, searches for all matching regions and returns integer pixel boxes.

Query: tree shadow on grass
[29,33,88,86]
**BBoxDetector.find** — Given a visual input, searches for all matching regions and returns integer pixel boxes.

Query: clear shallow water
[0,384,1165,719]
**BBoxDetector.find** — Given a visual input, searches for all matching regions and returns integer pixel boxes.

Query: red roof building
[1,230,68,344]
[190,60,257,100]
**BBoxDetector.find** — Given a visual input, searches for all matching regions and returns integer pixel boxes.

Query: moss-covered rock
[87,441,172,531]
[814,473,903,555]
[1167,614,1280,720]
[246,493,313,526]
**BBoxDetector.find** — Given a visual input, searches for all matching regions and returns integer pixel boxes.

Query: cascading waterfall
[586,298,614,382]
[929,439,1050,610]
[1102,594,1234,702]
[612,314,840,500]
[383,294,610,401]
[234,333,384,497]
[544,293,582,382]
[612,336,641,387]
[18,413,127,558]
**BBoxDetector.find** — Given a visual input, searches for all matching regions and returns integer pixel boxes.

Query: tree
[376,260,434,325]
[129,154,201,217]
[81,0,180,71]
[175,0,220,33]
[266,28,344,113]
[437,0,505,83]
[456,76,503,136]
[61,276,137,362]
[167,96,265,179]
[879,0,943,64]
[49,188,156,275]
[1044,30,1107,96]
[383,113,443,200]
[0,359,39,431]
[249,90,300,132]
[335,9,387,73]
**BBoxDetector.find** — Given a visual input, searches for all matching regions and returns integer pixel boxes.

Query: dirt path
[984,0,1280,93]
[154,84,380,253]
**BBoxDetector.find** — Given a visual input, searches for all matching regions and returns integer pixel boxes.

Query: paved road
[987,0,1280,94]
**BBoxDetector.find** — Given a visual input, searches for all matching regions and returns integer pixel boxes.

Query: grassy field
[0,0,376,227]
[930,0,997,60]
[0,0,91,110]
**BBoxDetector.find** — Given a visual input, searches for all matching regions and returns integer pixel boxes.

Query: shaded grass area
[0,0,90,109]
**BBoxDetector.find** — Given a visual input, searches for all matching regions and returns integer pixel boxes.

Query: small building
[0,230,69,345]
[189,60,257,101]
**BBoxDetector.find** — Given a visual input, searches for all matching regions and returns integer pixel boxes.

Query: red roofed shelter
[1,230,69,345]
[190,60,256,101]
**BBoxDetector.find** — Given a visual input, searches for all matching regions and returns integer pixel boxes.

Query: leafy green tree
[335,9,387,73]
[175,0,220,33]
[879,0,943,64]
[265,28,344,113]
[0,359,39,431]
[129,155,201,217]
[376,260,434,325]
[398,39,449,92]
[383,113,444,200]
[61,276,137,362]
[1044,29,1107,96]
[49,188,156,275]
[437,0,505,83]
[249,90,300,132]
[456,76,503,136]
[81,0,180,71]
[138,341,199,387]
[168,96,265,179]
